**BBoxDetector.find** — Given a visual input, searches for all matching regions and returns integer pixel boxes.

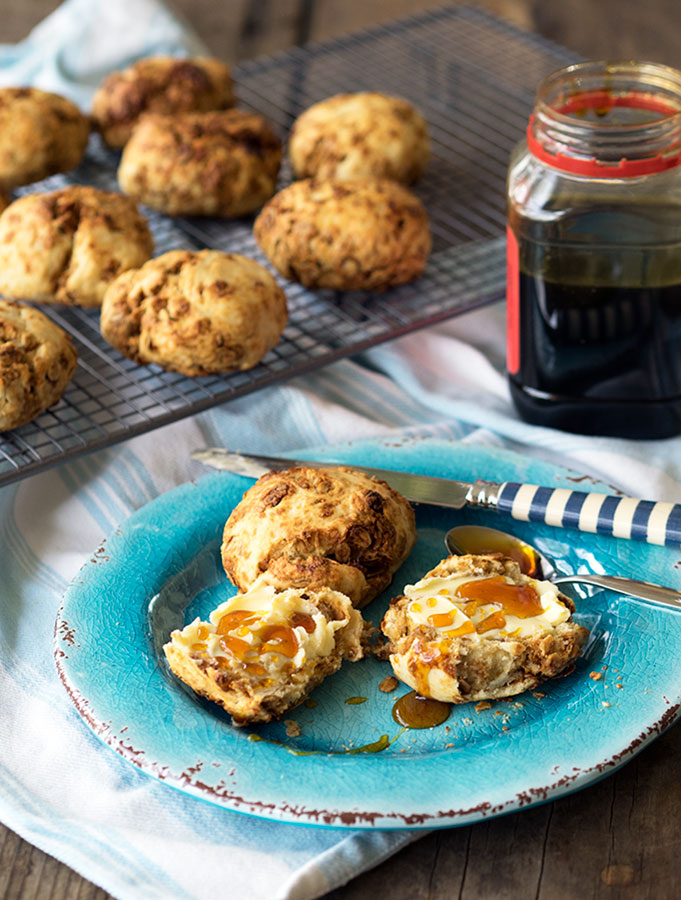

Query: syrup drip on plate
[392,690,450,729]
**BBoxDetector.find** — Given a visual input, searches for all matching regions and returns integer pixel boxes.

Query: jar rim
[535,60,681,129]
[529,60,681,177]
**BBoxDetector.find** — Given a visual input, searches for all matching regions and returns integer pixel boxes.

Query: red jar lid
[528,90,681,178]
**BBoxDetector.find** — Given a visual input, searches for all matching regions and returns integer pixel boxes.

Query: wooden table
[2,1,681,898]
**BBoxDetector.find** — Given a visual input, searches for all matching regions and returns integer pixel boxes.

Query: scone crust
[0,299,77,430]
[381,554,589,703]
[100,249,288,375]
[92,55,235,148]
[290,92,430,183]
[118,109,282,216]
[0,88,90,189]
[164,585,364,724]
[253,178,431,290]
[221,466,417,609]
[0,186,154,308]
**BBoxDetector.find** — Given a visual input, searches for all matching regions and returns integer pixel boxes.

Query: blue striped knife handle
[494,482,681,547]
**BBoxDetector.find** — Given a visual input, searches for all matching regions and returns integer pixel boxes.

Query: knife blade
[191,448,681,548]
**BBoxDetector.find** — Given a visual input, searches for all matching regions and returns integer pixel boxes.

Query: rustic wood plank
[170,0,304,62]
[531,0,681,67]
[307,0,533,42]
[0,821,113,900]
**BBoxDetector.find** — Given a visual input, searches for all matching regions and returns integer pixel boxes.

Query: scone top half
[164,574,364,724]
[221,465,417,609]
[92,55,235,148]
[382,554,589,704]
[289,91,430,184]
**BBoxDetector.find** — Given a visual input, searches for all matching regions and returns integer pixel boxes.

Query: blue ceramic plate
[55,438,681,829]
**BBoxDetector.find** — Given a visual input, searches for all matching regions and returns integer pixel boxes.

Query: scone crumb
[445,742,455,748]
[532,691,546,699]
[461,717,473,726]
[285,719,302,738]
[602,702,611,708]
[589,671,602,681]
[474,701,492,712]
[379,676,399,693]
[304,699,317,709]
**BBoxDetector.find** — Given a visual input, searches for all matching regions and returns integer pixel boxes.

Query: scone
[253,178,431,290]
[0,299,77,431]
[289,92,430,184]
[164,575,364,724]
[0,187,153,308]
[0,88,90,189]
[381,554,589,703]
[221,466,417,609]
[118,109,282,217]
[100,249,287,375]
[92,55,235,148]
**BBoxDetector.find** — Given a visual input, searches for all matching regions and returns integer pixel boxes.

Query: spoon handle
[492,482,681,548]
[553,574,681,610]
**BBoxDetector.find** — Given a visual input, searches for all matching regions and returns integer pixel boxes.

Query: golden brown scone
[0,88,90,189]
[221,466,417,609]
[253,178,431,290]
[92,55,235,148]
[0,187,153,308]
[381,554,589,703]
[289,92,430,184]
[0,299,77,431]
[117,109,282,217]
[100,249,287,375]
[164,575,364,725]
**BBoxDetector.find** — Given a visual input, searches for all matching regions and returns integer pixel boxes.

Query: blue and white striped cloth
[1,3,681,899]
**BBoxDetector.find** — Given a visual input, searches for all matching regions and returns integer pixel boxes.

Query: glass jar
[506,61,681,439]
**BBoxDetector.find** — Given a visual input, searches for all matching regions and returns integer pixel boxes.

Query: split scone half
[221,466,417,609]
[164,575,364,725]
[381,554,589,703]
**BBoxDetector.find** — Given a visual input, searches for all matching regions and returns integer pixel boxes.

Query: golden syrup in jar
[507,61,681,438]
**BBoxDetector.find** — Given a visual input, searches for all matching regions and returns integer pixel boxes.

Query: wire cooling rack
[0,5,577,486]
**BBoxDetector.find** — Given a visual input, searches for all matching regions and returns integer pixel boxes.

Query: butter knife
[191,448,681,548]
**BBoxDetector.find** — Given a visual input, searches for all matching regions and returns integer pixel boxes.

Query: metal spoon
[444,524,681,612]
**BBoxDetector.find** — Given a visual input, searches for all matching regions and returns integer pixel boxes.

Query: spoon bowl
[445,524,681,612]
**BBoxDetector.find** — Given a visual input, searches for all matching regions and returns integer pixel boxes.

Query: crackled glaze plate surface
[55,438,681,829]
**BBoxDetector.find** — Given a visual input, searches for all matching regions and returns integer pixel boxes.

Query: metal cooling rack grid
[0,5,578,486]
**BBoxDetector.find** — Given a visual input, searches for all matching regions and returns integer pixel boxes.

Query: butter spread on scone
[92,55,235,148]
[164,576,364,724]
[0,187,153,308]
[289,92,430,184]
[100,249,287,375]
[221,465,417,609]
[118,109,281,217]
[0,88,90,190]
[0,299,77,431]
[381,554,589,703]
[254,178,431,291]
